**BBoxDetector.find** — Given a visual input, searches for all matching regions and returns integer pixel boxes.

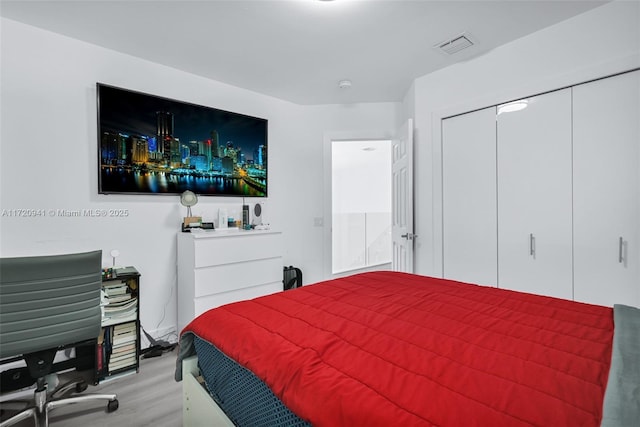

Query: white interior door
[497,89,573,299]
[392,119,414,273]
[442,107,497,286]
[573,70,640,307]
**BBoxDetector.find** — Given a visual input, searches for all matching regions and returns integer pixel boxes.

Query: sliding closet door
[497,88,573,299]
[442,107,497,286]
[573,70,640,307]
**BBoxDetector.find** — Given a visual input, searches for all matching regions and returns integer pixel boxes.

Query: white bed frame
[182,355,235,427]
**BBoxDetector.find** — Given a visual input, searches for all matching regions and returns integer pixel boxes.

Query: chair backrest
[0,250,102,359]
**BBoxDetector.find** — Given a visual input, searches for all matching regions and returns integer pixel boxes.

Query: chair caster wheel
[75,381,88,393]
[107,399,119,413]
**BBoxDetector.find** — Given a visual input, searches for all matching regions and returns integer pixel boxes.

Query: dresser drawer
[194,257,282,297]
[193,232,283,268]
[193,281,282,315]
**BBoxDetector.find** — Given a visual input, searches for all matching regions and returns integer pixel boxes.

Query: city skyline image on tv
[97,83,268,197]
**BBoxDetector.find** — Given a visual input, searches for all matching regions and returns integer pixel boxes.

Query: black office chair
[0,250,118,426]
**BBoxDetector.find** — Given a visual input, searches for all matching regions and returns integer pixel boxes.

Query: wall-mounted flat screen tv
[97,83,268,197]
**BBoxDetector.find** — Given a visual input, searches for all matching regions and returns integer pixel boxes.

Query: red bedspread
[183,271,614,426]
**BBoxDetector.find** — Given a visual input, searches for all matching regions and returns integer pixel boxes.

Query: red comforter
[183,271,613,426]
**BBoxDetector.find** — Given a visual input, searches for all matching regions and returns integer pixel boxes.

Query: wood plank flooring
[1,350,183,426]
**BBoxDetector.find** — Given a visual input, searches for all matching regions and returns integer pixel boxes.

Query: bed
[175,271,640,426]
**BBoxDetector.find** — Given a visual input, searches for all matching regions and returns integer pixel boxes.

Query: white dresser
[176,229,283,332]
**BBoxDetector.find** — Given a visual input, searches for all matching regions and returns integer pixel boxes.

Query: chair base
[0,385,118,427]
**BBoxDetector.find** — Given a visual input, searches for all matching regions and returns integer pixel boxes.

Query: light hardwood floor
[1,350,183,426]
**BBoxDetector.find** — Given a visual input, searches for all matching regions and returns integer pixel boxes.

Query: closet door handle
[618,237,624,264]
[529,233,536,257]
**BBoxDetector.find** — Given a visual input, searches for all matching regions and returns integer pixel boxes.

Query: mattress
[192,334,309,426]
[177,271,639,426]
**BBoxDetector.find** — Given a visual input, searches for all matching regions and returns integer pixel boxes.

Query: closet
[573,70,639,306]
[441,69,639,307]
[497,88,573,300]
[442,106,497,287]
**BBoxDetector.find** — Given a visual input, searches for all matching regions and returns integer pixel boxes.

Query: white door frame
[322,130,394,280]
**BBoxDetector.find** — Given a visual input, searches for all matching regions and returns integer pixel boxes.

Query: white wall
[0,18,400,344]
[410,0,640,277]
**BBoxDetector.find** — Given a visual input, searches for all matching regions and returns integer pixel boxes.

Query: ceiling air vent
[435,33,474,55]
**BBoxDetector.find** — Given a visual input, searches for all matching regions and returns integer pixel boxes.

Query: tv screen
[97,83,268,197]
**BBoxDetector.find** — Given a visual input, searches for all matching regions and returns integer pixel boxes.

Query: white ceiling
[0,0,610,105]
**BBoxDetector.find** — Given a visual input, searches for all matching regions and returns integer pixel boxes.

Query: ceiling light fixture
[338,79,352,89]
[497,99,529,115]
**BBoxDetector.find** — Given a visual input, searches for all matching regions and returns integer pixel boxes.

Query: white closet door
[442,107,497,286]
[573,70,640,307]
[497,88,573,299]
